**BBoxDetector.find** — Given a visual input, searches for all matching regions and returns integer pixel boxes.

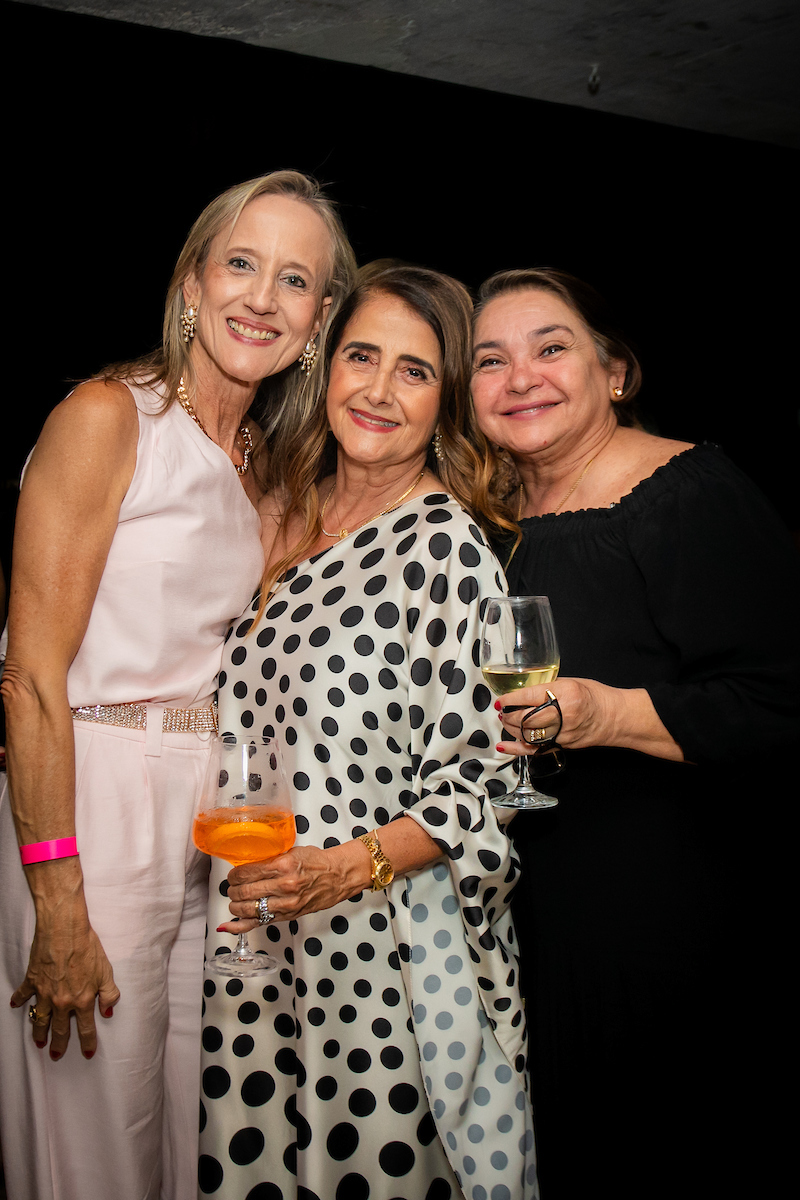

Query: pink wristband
[19,837,79,866]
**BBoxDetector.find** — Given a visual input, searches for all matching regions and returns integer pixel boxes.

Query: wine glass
[481,595,562,809]
[193,735,295,976]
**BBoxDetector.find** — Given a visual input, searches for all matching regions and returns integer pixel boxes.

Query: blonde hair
[99,170,357,483]
[259,263,519,610]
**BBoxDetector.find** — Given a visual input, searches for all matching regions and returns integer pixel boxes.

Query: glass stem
[516,753,539,793]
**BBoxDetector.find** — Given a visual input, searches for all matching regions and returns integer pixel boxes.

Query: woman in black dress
[471,268,800,1200]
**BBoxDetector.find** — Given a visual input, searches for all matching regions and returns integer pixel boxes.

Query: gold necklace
[517,455,597,519]
[177,377,252,477]
[320,470,426,540]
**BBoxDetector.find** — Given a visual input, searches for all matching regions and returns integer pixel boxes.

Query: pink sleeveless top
[66,380,263,709]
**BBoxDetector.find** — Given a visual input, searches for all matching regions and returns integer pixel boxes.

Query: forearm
[1,666,87,908]
[605,686,685,761]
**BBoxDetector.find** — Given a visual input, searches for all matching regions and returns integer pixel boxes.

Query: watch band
[356,830,395,891]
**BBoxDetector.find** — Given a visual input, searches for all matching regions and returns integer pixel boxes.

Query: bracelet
[19,837,80,866]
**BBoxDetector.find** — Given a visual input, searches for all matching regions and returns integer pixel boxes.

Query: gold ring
[28,1005,38,1022]
[530,727,548,742]
[545,690,557,702]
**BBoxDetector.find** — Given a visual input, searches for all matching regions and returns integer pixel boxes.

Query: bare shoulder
[24,380,138,496]
[615,428,694,479]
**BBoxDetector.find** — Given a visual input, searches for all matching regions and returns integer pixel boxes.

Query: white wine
[481,663,559,695]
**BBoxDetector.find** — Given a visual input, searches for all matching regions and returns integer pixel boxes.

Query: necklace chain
[177,377,252,477]
[517,455,597,519]
[320,470,425,540]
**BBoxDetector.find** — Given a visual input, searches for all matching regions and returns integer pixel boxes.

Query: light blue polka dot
[425,1074,432,1091]
[497,1113,512,1133]
[445,1072,463,1090]
[495,1064,512,1084]
[433,862,448,881]
[433,929,451,948]
[442,895,459,914]
[454,986,472,1006]
[423,974,441,993]
[526,1164,537,1184]
[477,1008,488,1027]
[515,1090,526,1110]
[446,1131,457,1150]
[472,1186,487,1200]
[519,1129,534,1151]
[433,1099,446,1118]
[459,1099,469,1117]
[448,1041,466,1060]
[422,1041,437,1061]
[445,954,463,975]
[463,1156,476,1175]
[491,1187,511,1200]
[414,1004,427,1024]
[479,1047,486,1064]
[411,903,428,923]
[490,1153,508,1171]
[474,1086,491,1106]
[411,945,427,963]
[467,1124,484,1143]
[435,1011,453,1030]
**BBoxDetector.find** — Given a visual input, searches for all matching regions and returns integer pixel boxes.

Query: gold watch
[356,830,394,891]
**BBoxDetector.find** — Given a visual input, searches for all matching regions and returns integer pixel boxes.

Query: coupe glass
[194,735,295,976]
[481,595,562,809]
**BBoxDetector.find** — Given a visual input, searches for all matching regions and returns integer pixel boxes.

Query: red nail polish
[494,700,502,710]
[83,1050,95,1059]
[35,1040,46,1049]
[215,925,227,933]
[50,1051,62,1061]
[103,1008,114,1018]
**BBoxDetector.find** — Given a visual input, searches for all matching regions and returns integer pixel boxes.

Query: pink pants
[0,719,212,1200]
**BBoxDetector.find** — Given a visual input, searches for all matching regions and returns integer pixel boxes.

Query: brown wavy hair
[259,262,519,606]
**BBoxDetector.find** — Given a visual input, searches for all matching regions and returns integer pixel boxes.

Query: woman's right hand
[10,878,120,1060]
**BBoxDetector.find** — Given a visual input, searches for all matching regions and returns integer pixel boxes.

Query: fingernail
[494,700,502,710]
[34,1040,46,1049]
[83,1050,95,1059]
[496,744,505,752]
[50,1051,62,1061]
[102,1008,114,1018]
[216,925,228,933]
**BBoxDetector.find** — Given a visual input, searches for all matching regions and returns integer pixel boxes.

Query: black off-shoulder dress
[501,444,799,1200]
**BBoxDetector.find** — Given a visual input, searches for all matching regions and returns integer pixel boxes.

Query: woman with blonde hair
[0,169,355,1200]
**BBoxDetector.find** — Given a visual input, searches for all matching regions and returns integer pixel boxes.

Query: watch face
[375,862,394,887]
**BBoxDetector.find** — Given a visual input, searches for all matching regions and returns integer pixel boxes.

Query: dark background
[1,0,798,583]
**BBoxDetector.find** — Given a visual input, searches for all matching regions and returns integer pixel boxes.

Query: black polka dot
[349,1088,377,1116]
[389,1083,419,1114]
[378,1140,415,1176]
[327,1122,359,1160]
[198,1155,223,1193]
[202,1065,230,1098]
[229,1127,265,1165]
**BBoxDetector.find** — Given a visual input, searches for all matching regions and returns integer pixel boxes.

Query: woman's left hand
[495,677,619,754]
[217,843,357,934]
[495,677,685,762]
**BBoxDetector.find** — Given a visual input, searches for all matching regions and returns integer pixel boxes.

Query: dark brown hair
[476,267,643,422]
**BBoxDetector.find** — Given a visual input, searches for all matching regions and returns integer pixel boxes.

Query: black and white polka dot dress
[200,493,539,1200]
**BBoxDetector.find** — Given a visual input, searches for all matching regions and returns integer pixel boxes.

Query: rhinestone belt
[71,700,218,733]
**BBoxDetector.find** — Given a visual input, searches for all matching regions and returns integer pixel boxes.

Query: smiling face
[326,291,443,474]
[184,193,332,389]
[471,288,626,459]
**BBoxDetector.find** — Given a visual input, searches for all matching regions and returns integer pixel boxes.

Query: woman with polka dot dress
[200,265,539,1199]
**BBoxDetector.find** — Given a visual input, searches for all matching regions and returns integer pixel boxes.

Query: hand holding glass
[481,595,562,809]
[193,735,295,976]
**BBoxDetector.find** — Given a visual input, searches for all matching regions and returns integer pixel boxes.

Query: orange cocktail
[193,805,295,867]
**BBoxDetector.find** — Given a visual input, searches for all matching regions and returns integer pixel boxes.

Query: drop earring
[181,302,199,342]
[432,428,445,461]
[299,337,318,374]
